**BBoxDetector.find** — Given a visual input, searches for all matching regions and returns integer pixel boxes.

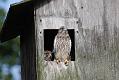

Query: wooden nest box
[1,0,119,80]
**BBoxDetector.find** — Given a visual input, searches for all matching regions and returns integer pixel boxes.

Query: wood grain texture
[35,0,119,80]
[20,18,36,80]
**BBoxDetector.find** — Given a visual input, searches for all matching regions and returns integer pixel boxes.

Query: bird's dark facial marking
[67,36,70,38]
[60,26,65,30]
[58,26,66,32]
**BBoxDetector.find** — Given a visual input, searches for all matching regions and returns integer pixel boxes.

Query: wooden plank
[35,0,119,80]
[20,17,36,80]
[35,17,78,80]
[36,17,78,29]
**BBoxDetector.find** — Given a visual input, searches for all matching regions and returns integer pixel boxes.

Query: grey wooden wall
[35,0,119,80]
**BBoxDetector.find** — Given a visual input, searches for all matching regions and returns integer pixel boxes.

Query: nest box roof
[0,0,52,43]
[0,0,33,43]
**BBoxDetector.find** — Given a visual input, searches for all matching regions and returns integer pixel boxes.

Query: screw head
[81,6,83,9]
[76,21,79,24]
[40,19,42,22]
[84,55,86,58]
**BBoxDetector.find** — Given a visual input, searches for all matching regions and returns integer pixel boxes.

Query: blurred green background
[0,0,21,80]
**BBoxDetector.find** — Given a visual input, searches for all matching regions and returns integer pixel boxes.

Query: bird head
[57,26,69,38]
[58,26,67,33]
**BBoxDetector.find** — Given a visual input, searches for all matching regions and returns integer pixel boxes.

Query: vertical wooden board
[74,0,119,80]
[35,17,80,80]
[20,24,36,80]
[74,0,104,29]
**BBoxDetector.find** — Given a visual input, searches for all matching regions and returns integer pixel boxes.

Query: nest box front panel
[36,17,80,80]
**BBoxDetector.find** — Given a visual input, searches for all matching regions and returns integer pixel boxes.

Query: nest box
[1,0,119,80]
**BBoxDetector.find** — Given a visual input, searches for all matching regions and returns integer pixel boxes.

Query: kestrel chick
[53,26,71,65]
[44,50,52,61]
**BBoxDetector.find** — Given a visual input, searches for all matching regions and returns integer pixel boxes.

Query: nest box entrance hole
[44,29,75,61]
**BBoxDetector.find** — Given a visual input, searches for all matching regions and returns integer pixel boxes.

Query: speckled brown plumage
[53,27,71,65]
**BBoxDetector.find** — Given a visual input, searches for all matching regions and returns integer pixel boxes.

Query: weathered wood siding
[35,0,119,80]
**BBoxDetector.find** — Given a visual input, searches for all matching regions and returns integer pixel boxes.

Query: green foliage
[0,6,20,66]
[0,0,7,2]
[0,38,20,66]
[0,0,20,80]
[0,8,6,30]
[1,74,12,80]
